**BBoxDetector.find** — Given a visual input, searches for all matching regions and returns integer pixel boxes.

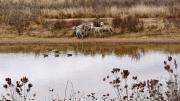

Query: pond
[0,44,179,101]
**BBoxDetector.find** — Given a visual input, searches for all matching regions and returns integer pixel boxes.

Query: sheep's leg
[100,33,102,38]
[76,33,79,38]
[81,33,83,39]
[100,29,103,38]
[81,32,85,39]
[84,31,87,37]
[93,30,96,38]
[110,29,113,36]
[110,28,113,33]
[99,31,102,38]
[77,35,79,39]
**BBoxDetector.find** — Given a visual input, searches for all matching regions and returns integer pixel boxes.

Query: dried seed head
[21,76,28,84]
[132,76,137,80]
[106,93,109,96]
[112,68,120,73]
[5,78,11,85]
[3,84,8,89]
[124,85,128,88]
[174,59,177,69]
[164,65,170,71]
[168,56,172,61]
[164,61,167,65]
[28,83,33,88]
[169,69,173,73]
[103,78,106,81]
[123,96,128,100]
[122,70,130,79]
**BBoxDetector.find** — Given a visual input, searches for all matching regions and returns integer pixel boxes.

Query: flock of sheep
[73,22,113,38]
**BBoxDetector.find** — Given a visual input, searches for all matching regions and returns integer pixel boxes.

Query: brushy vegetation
[0,56,179,101]
[112,16,144,33]
[8,10,32,34]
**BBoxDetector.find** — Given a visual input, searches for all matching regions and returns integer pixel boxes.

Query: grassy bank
[0,0,179,38]
[0,18,179,38]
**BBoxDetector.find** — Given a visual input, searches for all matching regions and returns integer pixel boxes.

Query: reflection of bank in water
[0,44,179,60]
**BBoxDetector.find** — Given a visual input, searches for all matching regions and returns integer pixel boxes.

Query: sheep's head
[72,26,76,30]
[100,22,104,27]
[90,23,94,28]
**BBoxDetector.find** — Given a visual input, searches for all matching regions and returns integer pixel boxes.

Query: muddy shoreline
[0,37,180,45]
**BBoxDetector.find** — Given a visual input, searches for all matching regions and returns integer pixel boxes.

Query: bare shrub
[125,16,144,32]
[8,10,31,34]
[112,16,144,33]
[112,17,123,28]
[53,20,66,31]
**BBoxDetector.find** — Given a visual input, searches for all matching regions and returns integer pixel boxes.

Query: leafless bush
[112,16,144,33]
[112,17,122,28]
[8,10,31,34]
[53,20,66,31]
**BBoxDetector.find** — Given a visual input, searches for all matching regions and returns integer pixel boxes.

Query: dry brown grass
[0,0,179,19]
[128,5,171,18]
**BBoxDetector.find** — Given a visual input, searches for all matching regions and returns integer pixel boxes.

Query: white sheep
[75,23,92,37]
[100,22,113,34]
[90,23,103,37]
[73,26,84,39]
[82,23,92,36]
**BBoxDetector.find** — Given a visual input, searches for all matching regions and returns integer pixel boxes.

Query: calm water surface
[0,44,179,101]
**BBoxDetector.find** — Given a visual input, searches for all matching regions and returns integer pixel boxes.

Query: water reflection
[0,44,180,60]
[0,44,179,101]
